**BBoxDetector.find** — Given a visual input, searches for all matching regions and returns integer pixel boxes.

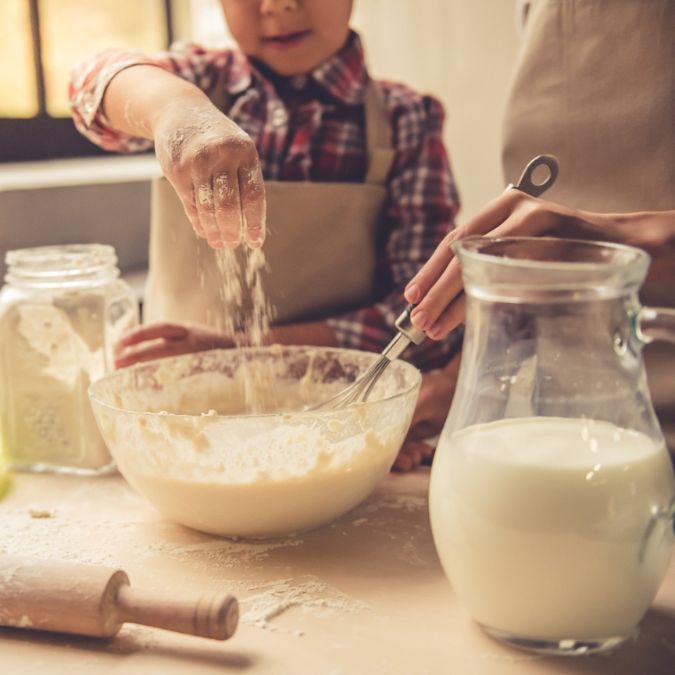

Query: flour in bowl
[89,348,420,537]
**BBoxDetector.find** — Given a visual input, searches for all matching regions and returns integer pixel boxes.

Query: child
[70,0,462,470]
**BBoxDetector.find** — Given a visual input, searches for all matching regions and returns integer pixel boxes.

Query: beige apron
[144,80,394,328]
[502,0,675,449]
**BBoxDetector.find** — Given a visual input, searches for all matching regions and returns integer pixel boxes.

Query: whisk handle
[395,305,426,345]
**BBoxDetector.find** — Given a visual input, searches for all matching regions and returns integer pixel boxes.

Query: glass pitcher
[429,237,675,655]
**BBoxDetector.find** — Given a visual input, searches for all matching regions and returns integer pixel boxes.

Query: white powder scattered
[239,577,368,631]
[214,173,234,200]
[353,494,426,515]
[197,183,213,206]
[0,510,154,566]
[150,537,305,569]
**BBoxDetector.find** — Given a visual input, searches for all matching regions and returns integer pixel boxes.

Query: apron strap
[208,70,394,187]
[363,79,395,186]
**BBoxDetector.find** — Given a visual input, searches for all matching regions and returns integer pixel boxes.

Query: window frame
[0,0,176,163]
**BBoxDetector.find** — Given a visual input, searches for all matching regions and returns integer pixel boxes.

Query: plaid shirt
[70,32,461,371]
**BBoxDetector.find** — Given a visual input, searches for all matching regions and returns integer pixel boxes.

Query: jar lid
[5,244,119,288]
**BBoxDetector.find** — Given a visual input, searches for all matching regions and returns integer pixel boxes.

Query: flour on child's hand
[197,183,214,206]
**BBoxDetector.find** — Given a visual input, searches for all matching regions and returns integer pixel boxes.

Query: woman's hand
[153,103,266,250]
[392,352,461,472]
[114,323,234,369]
[403,191,600,340]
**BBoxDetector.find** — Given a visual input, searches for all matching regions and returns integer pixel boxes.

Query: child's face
[221,0,353,76]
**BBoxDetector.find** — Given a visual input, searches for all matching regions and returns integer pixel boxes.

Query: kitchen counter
[1,470,674,674]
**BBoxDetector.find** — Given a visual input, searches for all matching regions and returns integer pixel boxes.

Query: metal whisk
[308,305,425,411]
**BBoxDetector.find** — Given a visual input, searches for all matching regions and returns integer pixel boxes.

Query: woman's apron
[502,0,675,449]
[144,79,394,329]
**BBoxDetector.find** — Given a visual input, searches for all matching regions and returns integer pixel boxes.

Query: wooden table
[1,470,674,674]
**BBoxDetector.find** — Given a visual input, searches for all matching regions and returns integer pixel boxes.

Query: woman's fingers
[414,204,559,340]
[413,204,551,337]
[410,257,463,331]
[426,293,466,340]
[405,191,522,313]
[458,189,524,237]
[405,229,458,304]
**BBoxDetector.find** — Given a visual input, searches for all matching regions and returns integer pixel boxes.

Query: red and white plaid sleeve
[326,89,462,371]
[68,43,228,153]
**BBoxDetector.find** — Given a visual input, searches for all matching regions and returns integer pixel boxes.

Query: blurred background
[0,0,520,288]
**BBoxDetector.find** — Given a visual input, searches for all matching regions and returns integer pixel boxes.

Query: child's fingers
[238,165,266,248]
[116,323,189,349]
[213,171,243,248]
[194,176,223,248]
[114,340,182,369]
[392,440,434,472]
[170,175,203,239]
[392,453,413,472]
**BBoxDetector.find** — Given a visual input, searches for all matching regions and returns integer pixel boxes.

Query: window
[0,0,178,162]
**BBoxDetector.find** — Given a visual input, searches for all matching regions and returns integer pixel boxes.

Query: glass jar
[429,237,675,655]
[0,244,139,475]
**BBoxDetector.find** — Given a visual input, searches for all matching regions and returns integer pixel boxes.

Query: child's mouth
[263,30,311,49]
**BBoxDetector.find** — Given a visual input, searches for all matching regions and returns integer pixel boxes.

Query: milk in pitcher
[430,416,675,641]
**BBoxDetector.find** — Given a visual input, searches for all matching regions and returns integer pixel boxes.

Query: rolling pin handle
[114,585,239,641]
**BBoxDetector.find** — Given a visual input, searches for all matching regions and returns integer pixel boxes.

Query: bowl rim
[88,345,422,421]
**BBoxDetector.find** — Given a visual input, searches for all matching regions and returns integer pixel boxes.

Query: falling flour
[213,246,273,348]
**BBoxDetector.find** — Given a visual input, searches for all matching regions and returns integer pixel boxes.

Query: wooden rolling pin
[0,557,238,640]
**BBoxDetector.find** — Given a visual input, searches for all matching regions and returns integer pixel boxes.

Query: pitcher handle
[638,495,675,564]
[636,307,675,345]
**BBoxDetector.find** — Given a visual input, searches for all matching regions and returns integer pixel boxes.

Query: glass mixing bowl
[89,346,421,537]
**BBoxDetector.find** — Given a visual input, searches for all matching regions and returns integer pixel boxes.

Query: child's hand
[392,353,460,472]
[392,439,435,473]
[153,104,266,249]
[114,322,234,369]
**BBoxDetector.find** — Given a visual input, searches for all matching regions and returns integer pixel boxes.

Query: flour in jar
[0,244,138,473]
[0,293,110,470]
